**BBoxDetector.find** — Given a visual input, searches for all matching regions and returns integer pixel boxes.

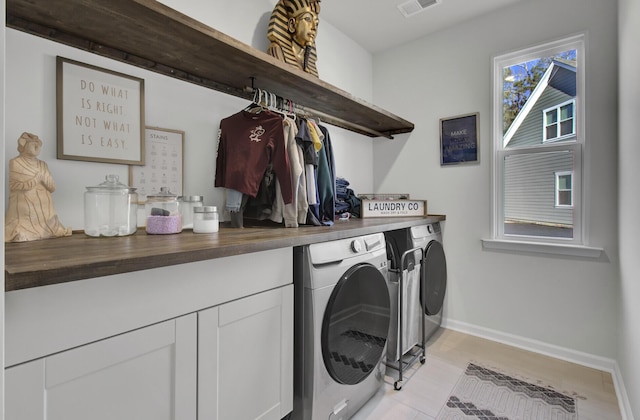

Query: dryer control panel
[308,232,386,266]
[411,222,442,246]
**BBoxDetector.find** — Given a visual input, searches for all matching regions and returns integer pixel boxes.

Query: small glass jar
[179,195,203,229]
[84,174,138,237]
[193,206,219,233]
[145,187,182,234]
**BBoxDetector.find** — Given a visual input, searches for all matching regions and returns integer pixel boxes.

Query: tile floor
[351,328,623,420]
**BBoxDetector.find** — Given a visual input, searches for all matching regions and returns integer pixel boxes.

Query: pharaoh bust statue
[267,0,321,77]
[5,132,72,242]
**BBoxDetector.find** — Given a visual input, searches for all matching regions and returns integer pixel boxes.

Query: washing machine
[411,222,447,341]
[293,232,391,420]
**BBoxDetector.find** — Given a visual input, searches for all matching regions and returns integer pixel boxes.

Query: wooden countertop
[5,216,445,291]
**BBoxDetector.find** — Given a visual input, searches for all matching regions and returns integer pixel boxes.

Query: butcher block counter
[5,215,445,291]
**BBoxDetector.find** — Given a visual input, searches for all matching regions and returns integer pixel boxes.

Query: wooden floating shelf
[6,0,415,138]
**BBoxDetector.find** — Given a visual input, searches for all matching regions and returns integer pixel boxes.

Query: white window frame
[555,170,574,208]
[543,99,576,142]
[483,33,602,258]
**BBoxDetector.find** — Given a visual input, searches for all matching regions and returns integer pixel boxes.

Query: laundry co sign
[361,200,427,218]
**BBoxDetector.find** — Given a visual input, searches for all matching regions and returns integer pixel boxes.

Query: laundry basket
[386,247,423,362]
[384,245,427,390]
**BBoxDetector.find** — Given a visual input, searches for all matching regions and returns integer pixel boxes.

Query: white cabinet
[4,249,294,419]
[5,285,294,420]
[199,285,293,420]
[5,314,197,420]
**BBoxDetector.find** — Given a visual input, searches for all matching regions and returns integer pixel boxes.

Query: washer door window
[421,240,447,316]
[321,263,390,385]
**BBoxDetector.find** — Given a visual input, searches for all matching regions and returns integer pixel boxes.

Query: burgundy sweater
[215,110,293,204]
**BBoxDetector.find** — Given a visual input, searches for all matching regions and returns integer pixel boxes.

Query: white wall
[618,0,640,417]
[4,1,374,229]
[1,1,6,416]
[373,0,620,367]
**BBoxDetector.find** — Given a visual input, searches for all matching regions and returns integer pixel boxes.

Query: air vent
[397,0,440,18]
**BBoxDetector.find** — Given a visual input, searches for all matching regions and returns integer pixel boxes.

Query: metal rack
[385,246,426,391]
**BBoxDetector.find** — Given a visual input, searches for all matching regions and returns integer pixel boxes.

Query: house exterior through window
[544,100,575,142]
[492,34,585,244]
[555,171,573,207]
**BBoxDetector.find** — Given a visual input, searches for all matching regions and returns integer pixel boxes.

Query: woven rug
[436,363,578,420]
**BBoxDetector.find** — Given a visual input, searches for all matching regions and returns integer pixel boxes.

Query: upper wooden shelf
[6,0,414,138]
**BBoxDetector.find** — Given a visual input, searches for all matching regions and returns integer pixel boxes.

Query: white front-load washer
[410,222,447,341]
[293,233,390,420]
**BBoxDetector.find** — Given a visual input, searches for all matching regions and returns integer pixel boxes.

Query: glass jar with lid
[179,195,203,229]
[84,174,138,237]
[145,187,182,234]
[193,206,219,233]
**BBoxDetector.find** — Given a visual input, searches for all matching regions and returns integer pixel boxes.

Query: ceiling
[319,0,523,53]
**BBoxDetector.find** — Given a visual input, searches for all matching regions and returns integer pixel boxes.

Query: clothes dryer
[410,222,447,341]
[293,233,390,420]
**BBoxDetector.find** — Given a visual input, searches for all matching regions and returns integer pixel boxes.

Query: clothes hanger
[287,99,297,121]
[244,88,268,113]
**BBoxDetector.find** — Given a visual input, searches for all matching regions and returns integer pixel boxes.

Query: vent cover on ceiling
[397,0,441,18]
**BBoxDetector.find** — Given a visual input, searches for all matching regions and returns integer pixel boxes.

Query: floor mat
[436,363,578,420]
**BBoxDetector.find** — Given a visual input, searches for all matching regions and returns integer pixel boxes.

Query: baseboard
[613,361,635,420]
[441,318,634,420]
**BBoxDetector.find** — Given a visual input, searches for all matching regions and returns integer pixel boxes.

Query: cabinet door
[198,285,293,420]
[5,314,197,420]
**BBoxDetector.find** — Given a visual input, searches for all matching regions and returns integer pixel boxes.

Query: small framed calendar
[129,127,184,202]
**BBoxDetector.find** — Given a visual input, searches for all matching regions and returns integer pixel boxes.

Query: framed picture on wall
[440,112,479,166]
[129,127,184,203]
[56,56,145,165]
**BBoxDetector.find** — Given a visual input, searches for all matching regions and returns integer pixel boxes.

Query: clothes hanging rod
[242,86,394,139]
[297,105,393,139]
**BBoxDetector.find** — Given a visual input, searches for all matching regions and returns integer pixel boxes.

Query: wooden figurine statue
[267,0,321,77]
[5,132,72,242]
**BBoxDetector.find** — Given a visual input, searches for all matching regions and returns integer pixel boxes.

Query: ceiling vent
[397,0,441,18]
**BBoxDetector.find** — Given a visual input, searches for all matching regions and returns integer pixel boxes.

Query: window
[555,171,573,207]
[544,100,575,142]
[491,34,586,247]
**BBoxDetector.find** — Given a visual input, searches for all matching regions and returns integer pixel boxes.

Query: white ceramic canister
[179,195,203,229]
[84,174,138,237]
[193,206,219,233]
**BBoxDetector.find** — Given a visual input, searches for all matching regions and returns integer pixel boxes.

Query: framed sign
[56,56,145,164]
[361,199,427,218]
[440,112,479,166]
[129,127,184,202]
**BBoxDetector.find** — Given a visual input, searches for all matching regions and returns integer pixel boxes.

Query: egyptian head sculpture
[267,0,321,77]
